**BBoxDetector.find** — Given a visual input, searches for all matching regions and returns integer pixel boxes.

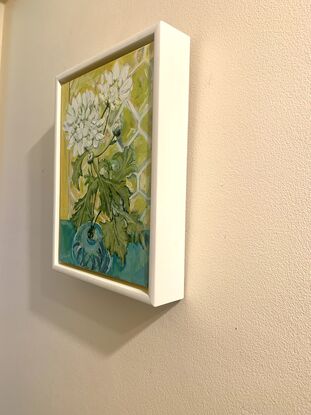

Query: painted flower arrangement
[63,62,146,272]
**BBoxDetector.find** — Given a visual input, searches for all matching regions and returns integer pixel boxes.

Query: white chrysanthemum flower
[97,62,133,110]
[63,91,105,157]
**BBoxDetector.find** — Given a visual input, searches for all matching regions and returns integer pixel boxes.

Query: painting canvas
[58,42,153,289]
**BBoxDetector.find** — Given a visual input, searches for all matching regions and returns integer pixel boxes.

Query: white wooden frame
[53,21,190,306]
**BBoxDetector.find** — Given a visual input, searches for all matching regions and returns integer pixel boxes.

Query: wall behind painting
[0,1,310,414]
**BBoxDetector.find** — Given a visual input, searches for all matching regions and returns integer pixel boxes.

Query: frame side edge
[149,23,190,307]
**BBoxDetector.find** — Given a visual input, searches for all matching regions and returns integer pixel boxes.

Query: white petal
[110,85,118,100]
[68,106,75,117]
[78,141,85,155]
[119,90,130,102]
[113,62,120,80]
[105,70,113,85]
[89,109,96,121]
[121,64,130,82]
[67,114,76,124]
[72,97,78,111]
[73,144,78,157]
[82,126,89,137]
[97,118,105,127]
[76,94,82,106]
[77,128,83,141]
[68,135,75,146]
[63,122,70,132]
[84,138,92,148]
[95,133,104,141]
[120,77,132,94]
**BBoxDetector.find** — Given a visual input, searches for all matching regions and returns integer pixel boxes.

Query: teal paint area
[59,220,149,288]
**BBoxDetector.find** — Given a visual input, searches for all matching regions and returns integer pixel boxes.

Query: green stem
[101,104,111,137]
[100,103,109,119]
[93,209,102,225]
[94,133,116,160]
[92,159,101,177]
[92,192,96,210]
[91,162,97,177]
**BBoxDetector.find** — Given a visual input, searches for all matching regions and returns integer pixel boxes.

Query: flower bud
[87,152,94,164]
[112,120,122,138]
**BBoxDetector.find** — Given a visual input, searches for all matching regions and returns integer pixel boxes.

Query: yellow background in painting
[59,42,154,226]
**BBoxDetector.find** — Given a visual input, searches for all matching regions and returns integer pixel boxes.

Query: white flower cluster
[64,62,133,157]
[64,91,105,157]
[97,62,133,110]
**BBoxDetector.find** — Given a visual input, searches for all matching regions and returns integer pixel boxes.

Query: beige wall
[0,0,310,414]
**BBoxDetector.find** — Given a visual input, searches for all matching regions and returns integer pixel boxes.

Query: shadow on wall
[27,127,174,355]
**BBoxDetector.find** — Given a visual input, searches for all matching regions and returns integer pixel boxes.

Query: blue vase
[72,221,111,273]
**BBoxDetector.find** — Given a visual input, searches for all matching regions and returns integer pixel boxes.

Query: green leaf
[71,153,86,190]
[111,181,130,211]
[71,177,98,229]
[98,159,111,179]
[94,147,142,262]
[125,212,146,247]
[97,174,131,217]
[101,216,129,263]
[110,147,136,182]
[98,179,112,219]
[84,174,94,185]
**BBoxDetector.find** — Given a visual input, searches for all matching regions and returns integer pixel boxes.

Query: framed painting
[53,21,190,306]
